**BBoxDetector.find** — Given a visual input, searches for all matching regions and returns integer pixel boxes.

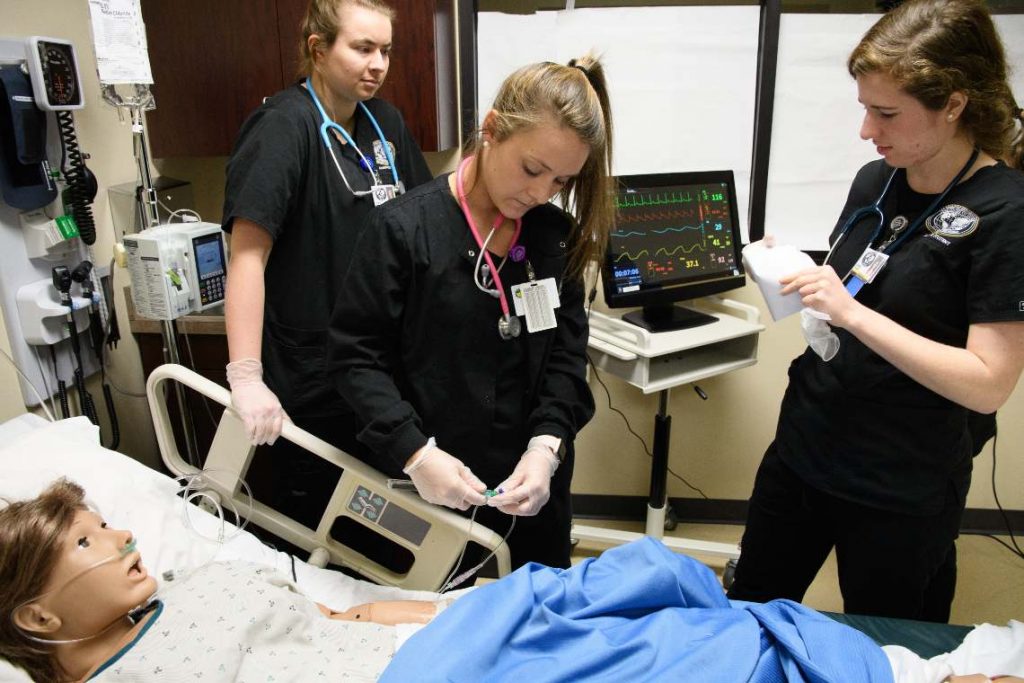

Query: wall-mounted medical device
[0,35,105,415]
[123,222,226,320]
[26,37,84,111]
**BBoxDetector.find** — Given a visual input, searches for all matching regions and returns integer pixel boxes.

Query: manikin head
[0,479,155,682]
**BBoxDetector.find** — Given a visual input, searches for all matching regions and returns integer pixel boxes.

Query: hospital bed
[145,363,510,590]
[0,410,1018,682]
[0,412,483,683]
[140,369,1009,674]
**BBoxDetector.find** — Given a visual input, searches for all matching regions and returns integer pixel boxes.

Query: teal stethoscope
[825,146,979,297]
[304,76,403,198]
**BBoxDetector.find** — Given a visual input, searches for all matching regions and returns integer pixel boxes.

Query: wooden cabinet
[125,291,229,470]
[141,0,457,157]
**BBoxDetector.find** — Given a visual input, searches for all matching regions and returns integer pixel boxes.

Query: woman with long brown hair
[729,0,1024,622]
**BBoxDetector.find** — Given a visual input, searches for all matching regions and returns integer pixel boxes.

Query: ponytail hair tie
[568,59,589,78]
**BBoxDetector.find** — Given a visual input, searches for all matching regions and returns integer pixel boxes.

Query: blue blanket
[381,538,893,682]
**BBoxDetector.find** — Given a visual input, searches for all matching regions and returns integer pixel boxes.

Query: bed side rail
[146,363,511,590]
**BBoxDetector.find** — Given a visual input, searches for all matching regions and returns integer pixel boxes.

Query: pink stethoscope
[454,155,525,340]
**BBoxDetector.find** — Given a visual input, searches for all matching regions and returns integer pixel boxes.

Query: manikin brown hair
[0,479,88,682]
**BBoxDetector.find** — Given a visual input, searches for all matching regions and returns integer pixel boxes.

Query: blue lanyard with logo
[827,147,979,297]
[304,77,402,205]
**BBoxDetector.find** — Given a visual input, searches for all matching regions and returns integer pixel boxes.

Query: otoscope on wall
[72,259,119,447]
[51,264,98,426]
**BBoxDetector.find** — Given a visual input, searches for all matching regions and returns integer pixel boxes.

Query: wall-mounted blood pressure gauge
[26,36,84,111]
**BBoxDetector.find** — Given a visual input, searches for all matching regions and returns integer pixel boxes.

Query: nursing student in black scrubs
[328,57,616,570]
[728,0,1024,622]
[222,0,431,525]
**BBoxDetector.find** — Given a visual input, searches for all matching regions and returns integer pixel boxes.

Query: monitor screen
[602,170,746,332]
[193,232,225,280]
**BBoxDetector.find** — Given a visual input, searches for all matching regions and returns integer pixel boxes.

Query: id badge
[511,277,560,333]
[373,139,394,169]
[371,184,397,206]
[850,247,889,284]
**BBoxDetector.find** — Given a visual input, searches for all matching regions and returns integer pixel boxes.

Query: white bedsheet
[0,417,450,682]
[885,620,1024,683]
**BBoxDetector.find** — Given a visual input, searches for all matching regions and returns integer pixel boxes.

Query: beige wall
[2,0,1021,513]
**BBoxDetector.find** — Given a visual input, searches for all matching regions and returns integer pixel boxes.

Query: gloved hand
[404,439,488,511]
[801,309,840,362]
[226,358,289,445]
[487,438,559,516]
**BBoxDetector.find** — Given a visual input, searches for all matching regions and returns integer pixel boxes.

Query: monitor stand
[623,304,716,333]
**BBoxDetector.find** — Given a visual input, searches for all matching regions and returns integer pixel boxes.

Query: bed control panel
[348,486,431,546]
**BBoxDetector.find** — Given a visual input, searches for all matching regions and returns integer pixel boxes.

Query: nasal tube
[120,537,137,558]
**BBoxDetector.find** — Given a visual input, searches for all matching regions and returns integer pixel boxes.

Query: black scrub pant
[252,412,357,530]
[726,445,965,623]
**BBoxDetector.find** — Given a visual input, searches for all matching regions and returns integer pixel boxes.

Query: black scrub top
[327,174,595,480]
[776,160,1024,514]
[222,83,432,418]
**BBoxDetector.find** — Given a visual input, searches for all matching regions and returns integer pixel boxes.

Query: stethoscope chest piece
[498,314,521,340]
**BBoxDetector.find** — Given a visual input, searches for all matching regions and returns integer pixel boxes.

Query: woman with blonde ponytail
[329,56,614,572]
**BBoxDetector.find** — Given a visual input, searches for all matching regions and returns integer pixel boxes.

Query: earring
[947,114,954,122]
[482,140,489,148]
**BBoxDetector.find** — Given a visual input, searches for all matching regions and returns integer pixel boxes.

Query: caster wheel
[664,505,679,532]
[723,558,738,589]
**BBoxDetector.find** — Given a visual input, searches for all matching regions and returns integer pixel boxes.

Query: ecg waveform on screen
[610,184,737,287]
[615,191,695,208]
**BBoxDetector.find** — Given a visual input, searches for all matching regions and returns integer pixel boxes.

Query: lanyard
[832,147,979,297]
[304,77,401,190]
[454,156,523,338]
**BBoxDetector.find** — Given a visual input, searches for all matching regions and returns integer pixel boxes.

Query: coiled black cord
[50,346,69,420]
[56,110,96,245]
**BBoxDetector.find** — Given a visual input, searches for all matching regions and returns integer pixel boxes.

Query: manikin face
[856,71,962,171]
[29,510,156,640]
[312,3,392,107]
[479,116,590,220]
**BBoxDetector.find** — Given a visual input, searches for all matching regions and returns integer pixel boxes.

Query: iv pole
[103,83,200,466]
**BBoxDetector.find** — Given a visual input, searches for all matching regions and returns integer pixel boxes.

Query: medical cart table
[579,296,764,561]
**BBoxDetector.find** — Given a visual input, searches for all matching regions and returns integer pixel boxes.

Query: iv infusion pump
[123,222,226,320]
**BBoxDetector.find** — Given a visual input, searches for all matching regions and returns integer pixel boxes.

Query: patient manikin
[2,480,1021,683]
[0,479,446,683]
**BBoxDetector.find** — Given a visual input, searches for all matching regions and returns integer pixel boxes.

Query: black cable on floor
[976,430,1024,561]
[584,286,709,500]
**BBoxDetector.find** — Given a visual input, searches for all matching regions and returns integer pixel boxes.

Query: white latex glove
[404,439,488,511]
[226,358,289,445]
[487,440,559,516]
[801,309,841,362]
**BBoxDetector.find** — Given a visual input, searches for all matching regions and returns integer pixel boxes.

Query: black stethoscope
[304,77,403,197]
[826,147,979,297]
[454,155,525,340]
